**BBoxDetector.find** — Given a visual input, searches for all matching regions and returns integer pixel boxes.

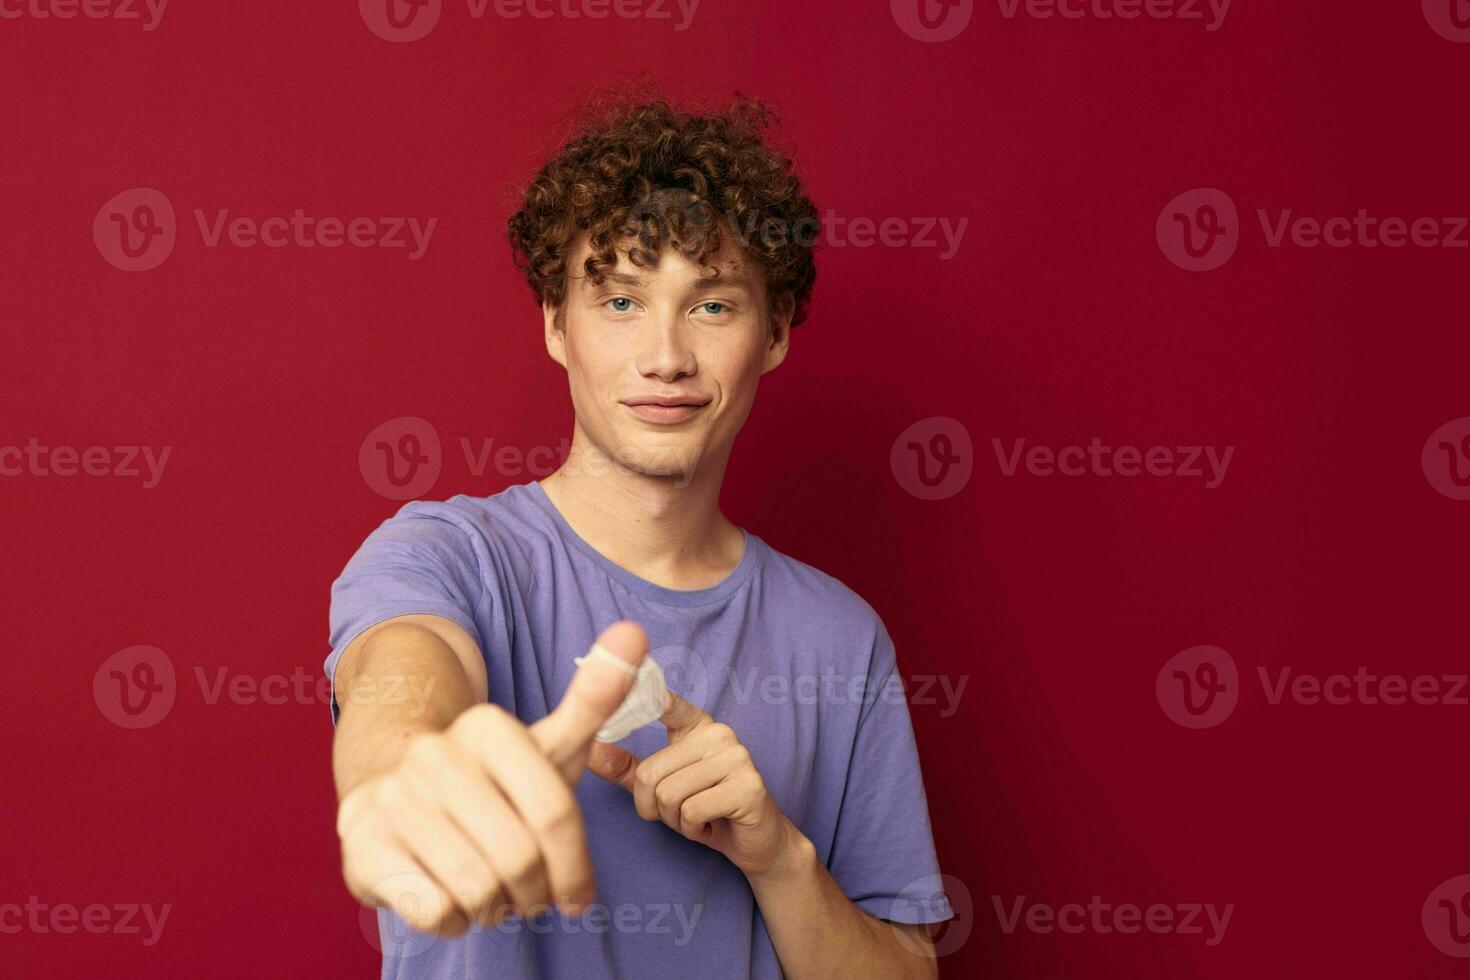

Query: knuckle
[341,857,371,902]
[504,849,546,892]
[373,775,410,812]
[405,732,448,767]
[451,702,504,738]
[449,859,497,905]
[710,723,736,744]
[559,869,596,907]
[532,796,580,838]
[609,751,637,784]
[413,902,454,935]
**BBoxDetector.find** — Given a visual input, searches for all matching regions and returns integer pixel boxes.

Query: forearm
[746,822,937,980]
[331,622,478,800]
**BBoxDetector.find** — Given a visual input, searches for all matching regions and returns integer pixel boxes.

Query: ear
[543,302,567,368]
[761,292,795,375]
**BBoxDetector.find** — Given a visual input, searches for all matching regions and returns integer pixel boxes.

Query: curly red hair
[507,95,820,329]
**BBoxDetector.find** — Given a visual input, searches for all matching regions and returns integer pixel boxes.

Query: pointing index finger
[659,690,712,741]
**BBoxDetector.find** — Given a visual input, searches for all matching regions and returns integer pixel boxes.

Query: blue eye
[606,297,635,313]
[698,302,728,315]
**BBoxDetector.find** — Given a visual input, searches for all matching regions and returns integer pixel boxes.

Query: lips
[622,396,709,424]
[623,395,709,408]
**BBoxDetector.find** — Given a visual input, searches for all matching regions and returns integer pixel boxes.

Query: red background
[3,1,1468,976]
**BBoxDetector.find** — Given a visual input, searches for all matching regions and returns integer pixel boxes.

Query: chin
[597,436,708,483]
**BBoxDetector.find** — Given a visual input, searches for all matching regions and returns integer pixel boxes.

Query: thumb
[659,690,714,744]
[531,620,648,783]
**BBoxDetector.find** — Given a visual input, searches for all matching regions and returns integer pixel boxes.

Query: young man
[326,97,953,979]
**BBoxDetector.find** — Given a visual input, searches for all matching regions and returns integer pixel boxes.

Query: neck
[538,422,745,591]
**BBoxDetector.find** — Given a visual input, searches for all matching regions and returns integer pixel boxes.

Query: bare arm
[331,614,487,800]
[748,832,938,980]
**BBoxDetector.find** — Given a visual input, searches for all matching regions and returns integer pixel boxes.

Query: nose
[635,309,697,383]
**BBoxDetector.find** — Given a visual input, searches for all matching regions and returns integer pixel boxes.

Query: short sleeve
[826,620,955,925]
[324,501,490,724]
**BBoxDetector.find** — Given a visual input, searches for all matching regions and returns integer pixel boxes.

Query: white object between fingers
[573,649,669,743]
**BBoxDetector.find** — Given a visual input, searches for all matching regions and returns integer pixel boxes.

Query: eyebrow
[595,270,753,294]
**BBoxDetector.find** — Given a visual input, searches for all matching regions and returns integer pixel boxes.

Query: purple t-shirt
[325,480,953,979]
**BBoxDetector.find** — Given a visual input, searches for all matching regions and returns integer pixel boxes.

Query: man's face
[544,228,792,482]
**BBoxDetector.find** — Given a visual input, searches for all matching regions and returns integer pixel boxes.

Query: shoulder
[342,487,552,593]
[755,538,889,647]
[365,484,542,551]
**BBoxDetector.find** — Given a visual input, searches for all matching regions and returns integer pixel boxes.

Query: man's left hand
[587,692,799,878]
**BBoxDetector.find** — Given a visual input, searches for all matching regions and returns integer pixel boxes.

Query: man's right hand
[335,620,649,938]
